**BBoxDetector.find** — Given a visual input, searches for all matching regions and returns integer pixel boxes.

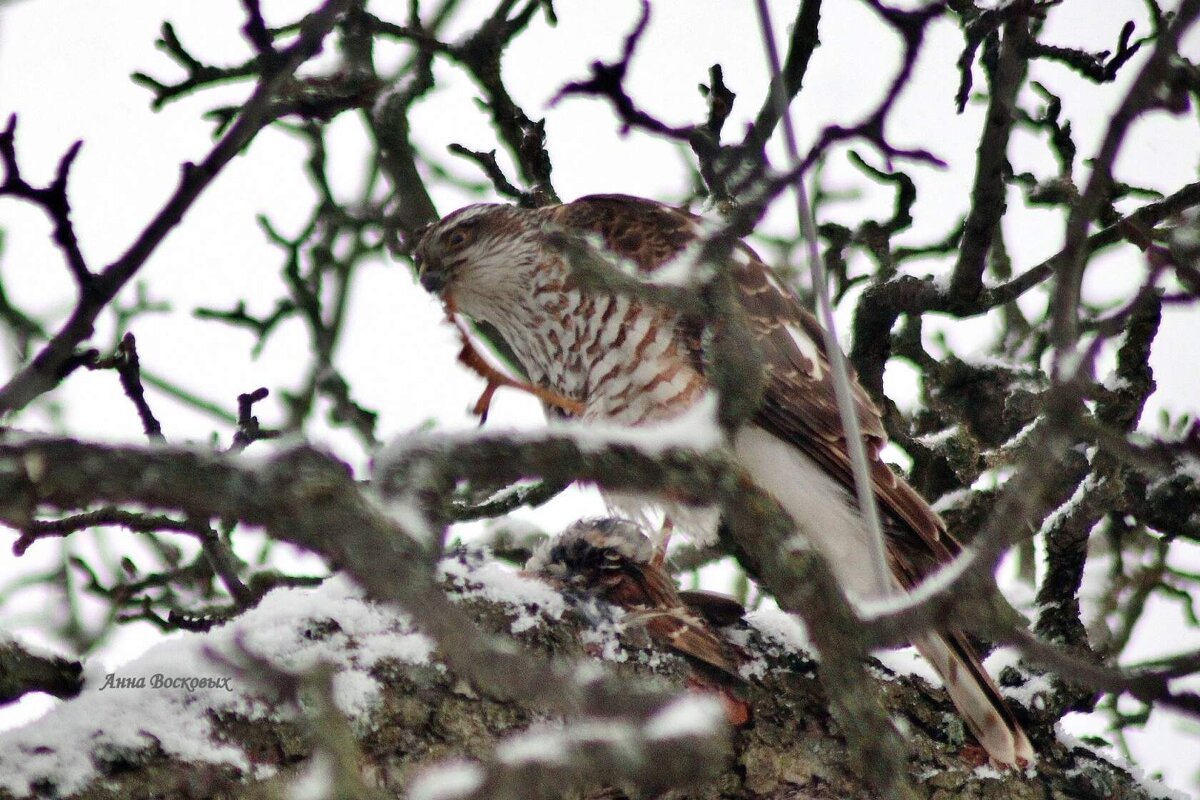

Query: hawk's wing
[547,194,956,581]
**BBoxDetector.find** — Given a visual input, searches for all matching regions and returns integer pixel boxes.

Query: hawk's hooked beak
[414,248,449,295]
[418,261,448,294]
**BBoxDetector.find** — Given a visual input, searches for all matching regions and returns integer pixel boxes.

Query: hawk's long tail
[911,631,1034,767]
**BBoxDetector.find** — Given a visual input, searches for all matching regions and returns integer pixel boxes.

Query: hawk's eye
[445,225,474,250]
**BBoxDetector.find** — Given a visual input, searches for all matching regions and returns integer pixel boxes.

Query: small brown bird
[416,194,1032,765]
[527,518,750,725]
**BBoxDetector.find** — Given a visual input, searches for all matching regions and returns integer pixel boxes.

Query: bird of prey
[414,193,1033,766]
[526,517,750,725]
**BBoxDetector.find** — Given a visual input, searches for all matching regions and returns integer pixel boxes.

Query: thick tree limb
[0,562,1171,800]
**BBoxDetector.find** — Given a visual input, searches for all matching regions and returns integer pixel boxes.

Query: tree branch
[0,0,352,417]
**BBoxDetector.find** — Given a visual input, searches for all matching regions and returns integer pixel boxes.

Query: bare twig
[13,507,211,556]
[88,332,165,443]
[0,0,352,417]
[949,14,1029,303]
[447,143,532,204]
[1051,0,1200,371]
[131,22,260,109]
[0,117,91,288]
[230,387,279,452]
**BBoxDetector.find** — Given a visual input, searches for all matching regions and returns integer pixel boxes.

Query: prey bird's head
[526,518,654,577]
[525,518,655,598]
[413,203,539,318]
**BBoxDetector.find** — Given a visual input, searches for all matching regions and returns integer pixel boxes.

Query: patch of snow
[1037,473,1101,538]
[931,486,973,515]
[0,642,250,798]
[982,647,1053,711]
[438,552,567,634]
[580,620,628,663]
[915,425,961,448]
[1102,372,1131,392]
[744,606,816,659]
[287,752,334,800]
[234,575,434,691]
[333,670,386,723]
[726,633,768,680]
[973,763,1004,780]
[873,646,941,685]
[495,727,570,765]
[644,694,724,739]
[407,760,486,800]
[1055,726,1192,800]
[0,575,432,798]
[559,392,725,456]
[494,718,639,767]
[994,417,1042,453]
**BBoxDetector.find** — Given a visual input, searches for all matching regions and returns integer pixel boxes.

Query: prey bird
[526,517,750,726]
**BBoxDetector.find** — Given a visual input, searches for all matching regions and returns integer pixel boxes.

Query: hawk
[414,193,1033,766]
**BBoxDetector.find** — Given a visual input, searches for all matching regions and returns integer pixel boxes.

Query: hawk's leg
[466,370,501,425]
[442,298,584,422]
[651,518,675,569]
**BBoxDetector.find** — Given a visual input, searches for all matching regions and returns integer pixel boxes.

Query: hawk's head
[413,203,539,316]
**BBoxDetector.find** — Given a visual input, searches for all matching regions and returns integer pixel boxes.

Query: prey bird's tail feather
[911,632,1034,767]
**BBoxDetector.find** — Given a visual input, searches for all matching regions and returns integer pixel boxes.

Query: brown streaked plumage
[526,518,750,725]
[415,194,1033,766]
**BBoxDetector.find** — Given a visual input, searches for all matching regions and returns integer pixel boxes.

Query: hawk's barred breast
[417,199,711,426]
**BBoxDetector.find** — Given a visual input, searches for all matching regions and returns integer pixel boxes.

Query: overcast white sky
[1,0,1199,793]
